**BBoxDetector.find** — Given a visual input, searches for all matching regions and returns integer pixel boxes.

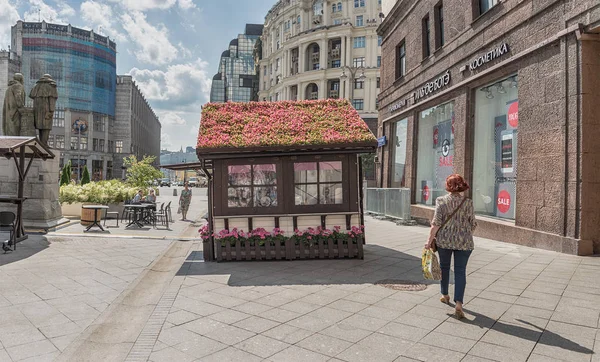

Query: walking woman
[426,174,477,319]
[179,182,192,221]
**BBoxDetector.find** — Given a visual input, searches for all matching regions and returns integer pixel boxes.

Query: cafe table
[82,205,109,232]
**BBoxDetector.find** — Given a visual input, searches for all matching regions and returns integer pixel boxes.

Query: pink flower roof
[197,99,377,152]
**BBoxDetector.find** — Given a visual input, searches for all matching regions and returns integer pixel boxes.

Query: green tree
[81,166,91,185]
[123,155,163,189]
[60,162,71,186]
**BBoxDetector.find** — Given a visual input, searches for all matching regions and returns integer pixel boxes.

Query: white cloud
[80,1,126,43]
[24,0,67,23]
[161,133,173,149]
[178,0,196,10]
[128,59,212,110]
[178,42,192,58]
[0,0,20,48]
[121,11,178,65]
[108,0,177,11]
[160,112,187,126]
[57,1,75,17]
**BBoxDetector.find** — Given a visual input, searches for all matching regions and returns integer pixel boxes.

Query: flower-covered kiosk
[193,99,377,262]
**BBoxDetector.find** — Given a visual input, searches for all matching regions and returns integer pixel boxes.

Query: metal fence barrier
[364,188,411,222]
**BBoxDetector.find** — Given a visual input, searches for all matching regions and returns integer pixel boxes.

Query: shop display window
[416,102,455,205]
[390,118,408,188]
[473,76,518,220]
[227,164,278,208]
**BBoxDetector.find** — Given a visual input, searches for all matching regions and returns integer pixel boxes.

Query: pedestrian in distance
[179,182,192,221]
[425,174,477,319]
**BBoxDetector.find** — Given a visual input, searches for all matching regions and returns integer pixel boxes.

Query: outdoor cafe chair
[122,200,134,223]
[155,203,169,229]
[165,201,173,223]
[0,211,16,248]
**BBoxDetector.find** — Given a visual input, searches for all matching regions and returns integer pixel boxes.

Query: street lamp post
[339,65,366,106]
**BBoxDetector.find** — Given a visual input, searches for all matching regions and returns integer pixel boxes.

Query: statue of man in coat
[29,74,58,145]
[2,73,25,137]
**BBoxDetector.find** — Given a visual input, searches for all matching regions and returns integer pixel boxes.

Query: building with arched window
[257,0,383,135]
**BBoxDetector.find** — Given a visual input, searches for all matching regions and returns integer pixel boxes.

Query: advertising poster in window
[494,100,518,219]
[431,117,454,201]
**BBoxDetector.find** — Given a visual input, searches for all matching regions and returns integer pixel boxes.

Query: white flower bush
[60,180,138,205]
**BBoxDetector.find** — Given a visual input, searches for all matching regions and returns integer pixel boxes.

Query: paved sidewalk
[0,235,172,361]
[142,217,600,362]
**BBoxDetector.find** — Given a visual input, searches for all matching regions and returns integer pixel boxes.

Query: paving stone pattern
[148,217,600,362]
[0,236,171,361]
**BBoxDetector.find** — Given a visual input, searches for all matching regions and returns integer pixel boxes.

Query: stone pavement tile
[394,312,443,331]
[558,296,600,312]
[54,302,101,322]
[203,322,256,346]
[152,341,169,352]
[166,309,202,326]
[263,324,314,344]
[186,291,247,309]
[532,332,595,362]
[279,300,322,314]
[232,301,275,315]
[468,341,530,362]
[6,339,58,361]
[19,351,59,362]
[433,319,488,341]
[562,288,600,302]
[172,296,226,316]
[268,287,312,301]
[373,297,417,314]
[336,333,413,362]
[288,313,339,333]
[258,307,302,323]
[420,331,477,354]
[200,346,263,362]
[255,294,296,308]
[479,321,540,352]
[296,333,352,357]
[209,309,251,325]
[393,357,421,362]
[297,292,343,307]
[408,304,454,321]
[159,325,205,347]
[0,324,46,348]
[0,349,10,362]
[342,292,385,305]
[148,346,196,362]
[49,332,79,352]
[460,355,496,362]
[268,345,329,362]
[544,320,597,340]
[172,335,227,358]
[357,305,406,322]
[233,315,280,334]
[320,323,373,343]
[235,334,290,359]
[39,320,83,339]
[376,322,430,342]
[551,304,600,328]
[2,290,42,306]
[527,354,567,362]
[463,298,512,320]
[341,313,390,332]
[358,285,398,299]
[525,281,567,296]
[476,290,519,304]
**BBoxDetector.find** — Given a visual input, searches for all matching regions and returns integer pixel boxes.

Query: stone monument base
[0,149,68,230]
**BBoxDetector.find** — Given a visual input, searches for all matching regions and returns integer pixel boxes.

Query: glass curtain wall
[473,76,519,219]
[416,102,455,205]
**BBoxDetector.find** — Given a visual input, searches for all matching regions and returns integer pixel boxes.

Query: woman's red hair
[446,174,470,193]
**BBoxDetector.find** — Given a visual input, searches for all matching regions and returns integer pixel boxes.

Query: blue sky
[1,0,275,151]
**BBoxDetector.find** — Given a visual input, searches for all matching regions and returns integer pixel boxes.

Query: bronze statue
[29,74,58,145]
[2,73,25,137]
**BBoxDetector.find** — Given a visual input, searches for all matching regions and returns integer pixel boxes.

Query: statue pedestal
[0,149,68,230]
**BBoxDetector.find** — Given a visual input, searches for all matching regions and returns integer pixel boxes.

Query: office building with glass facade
[377,0,600,255]
[210,24,264,103]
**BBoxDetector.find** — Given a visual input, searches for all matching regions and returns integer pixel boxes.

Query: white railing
[364,188,411,221]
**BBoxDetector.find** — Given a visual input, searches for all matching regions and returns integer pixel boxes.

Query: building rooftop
[245,24,265,36]
[197,99,377,153]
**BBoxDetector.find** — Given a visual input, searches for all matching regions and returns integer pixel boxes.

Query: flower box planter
[215,239,363,261]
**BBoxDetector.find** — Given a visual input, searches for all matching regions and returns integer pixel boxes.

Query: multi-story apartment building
[210,24,264,103]
[257,0,383,133]
[114,75,161,174]
[377,0,600,255]
[5,21,161,181]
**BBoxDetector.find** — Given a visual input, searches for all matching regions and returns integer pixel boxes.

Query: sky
[1,0,275,151]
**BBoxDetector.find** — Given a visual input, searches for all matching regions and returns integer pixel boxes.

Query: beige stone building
[377,0,600,255]
[258,0,383,133]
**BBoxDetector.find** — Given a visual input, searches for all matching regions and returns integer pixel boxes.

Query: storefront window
[416,102,455,205]
[473,75,518,219]
[227,164,277,208]
[294,161,343,205]
[390,118,408,188]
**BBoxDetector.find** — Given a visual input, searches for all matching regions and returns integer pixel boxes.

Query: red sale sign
[433,128,439,146]
[497,190,511,214]
[508,101,518,128]
[423,185,430,202]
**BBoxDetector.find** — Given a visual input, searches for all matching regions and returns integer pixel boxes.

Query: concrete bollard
[173,189,178,196]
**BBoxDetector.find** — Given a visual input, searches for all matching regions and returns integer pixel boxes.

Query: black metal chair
[165,201,173,223]
[0,211,16,251]
[104,211,120,227]
[155,203,169,229]
[122,200,133,223]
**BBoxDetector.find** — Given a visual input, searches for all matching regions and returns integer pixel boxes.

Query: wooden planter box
[215,238,364,262]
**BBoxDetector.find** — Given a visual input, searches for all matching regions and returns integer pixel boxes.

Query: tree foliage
[123,155,162,188]
[81,166,91,185]
[60,161,71,186]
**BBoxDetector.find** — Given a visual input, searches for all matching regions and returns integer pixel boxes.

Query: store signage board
[377,136,387,147]
[469,43,509,71]
[388,71,451,114]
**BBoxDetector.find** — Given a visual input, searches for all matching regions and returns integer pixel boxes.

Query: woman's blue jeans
[438,248,472,303]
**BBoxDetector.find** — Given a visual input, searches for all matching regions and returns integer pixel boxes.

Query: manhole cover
[374,279,428,291]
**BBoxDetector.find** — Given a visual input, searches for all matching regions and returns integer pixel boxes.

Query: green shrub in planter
[60,180,138,205]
